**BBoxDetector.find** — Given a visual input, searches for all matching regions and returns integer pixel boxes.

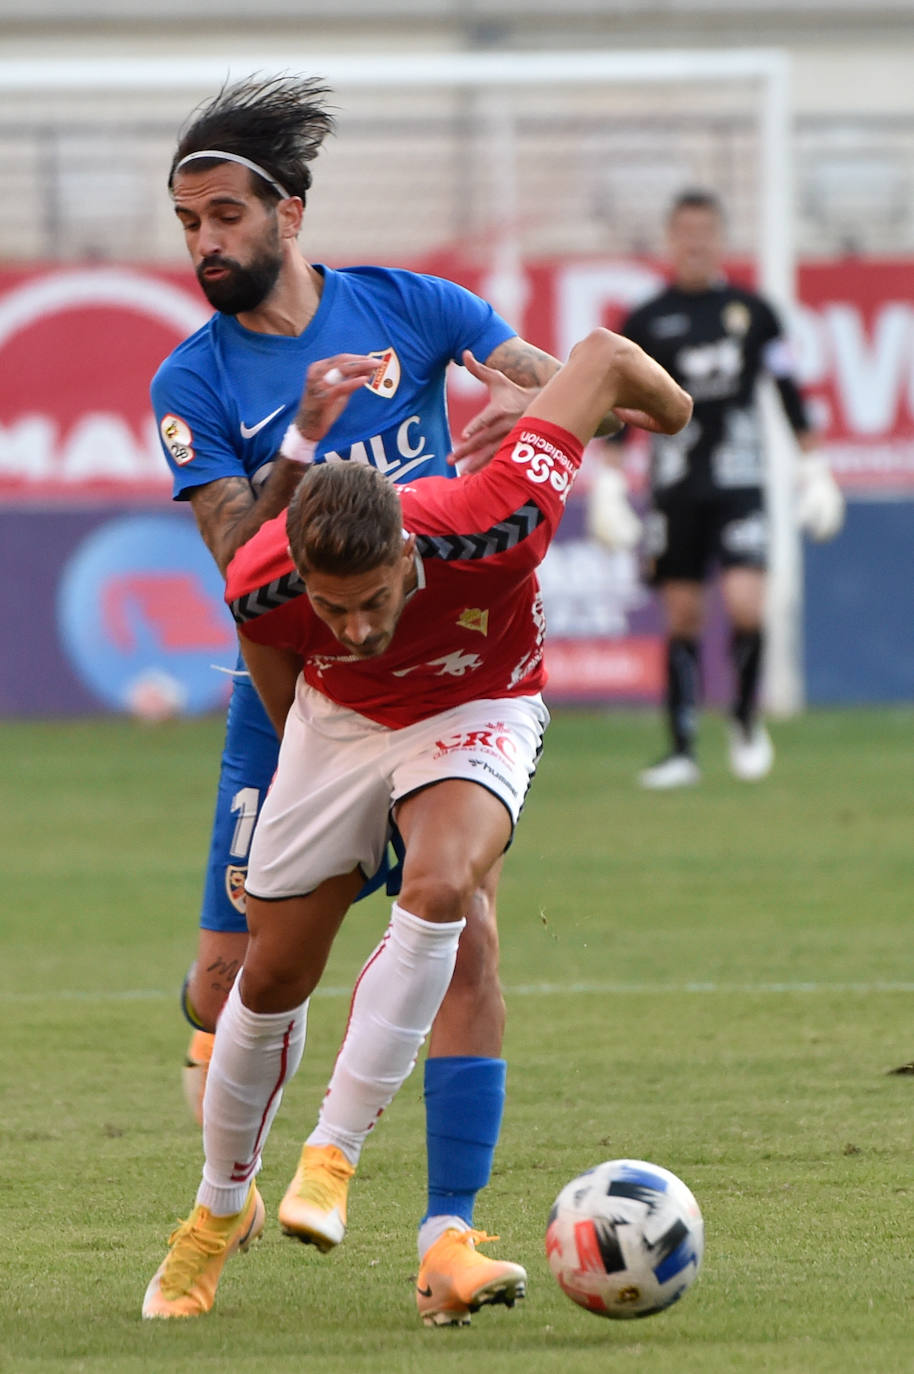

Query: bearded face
[196,229,283,315]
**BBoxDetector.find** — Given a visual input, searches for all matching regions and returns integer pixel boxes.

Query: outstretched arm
[523,329,692,447]
[450,336,624,473]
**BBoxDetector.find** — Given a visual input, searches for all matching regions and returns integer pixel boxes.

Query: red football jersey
[226,417,582,728]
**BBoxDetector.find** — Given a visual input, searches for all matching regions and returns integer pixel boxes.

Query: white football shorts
[245,681,549,901]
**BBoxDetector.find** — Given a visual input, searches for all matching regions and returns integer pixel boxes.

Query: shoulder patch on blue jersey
[160,413,195,466]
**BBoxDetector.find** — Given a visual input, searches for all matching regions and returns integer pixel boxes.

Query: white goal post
[0,48,802,713]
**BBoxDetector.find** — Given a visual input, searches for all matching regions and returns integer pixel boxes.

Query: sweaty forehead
[171,161,257,208]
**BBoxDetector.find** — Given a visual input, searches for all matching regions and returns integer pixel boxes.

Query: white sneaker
[728,721,774,781]
[637,754,701,790]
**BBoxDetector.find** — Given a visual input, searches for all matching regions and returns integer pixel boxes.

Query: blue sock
[422,1056,507,1227]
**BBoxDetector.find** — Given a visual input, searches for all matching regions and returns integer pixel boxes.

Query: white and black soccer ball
[545,1158,703,1319]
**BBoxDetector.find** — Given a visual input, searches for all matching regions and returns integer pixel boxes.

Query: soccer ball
[545,1158,703,1319]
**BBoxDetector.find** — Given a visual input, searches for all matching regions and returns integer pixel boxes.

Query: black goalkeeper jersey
[620,281,811,495]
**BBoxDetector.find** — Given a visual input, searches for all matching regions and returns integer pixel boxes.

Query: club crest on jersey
[160,412,195,465]
[722,301,751,336]
[365,348,401,399]
[457,608,489,636]
[225,864,247,914]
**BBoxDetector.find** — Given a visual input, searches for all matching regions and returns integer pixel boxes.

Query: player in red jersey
[142,327,691,1325]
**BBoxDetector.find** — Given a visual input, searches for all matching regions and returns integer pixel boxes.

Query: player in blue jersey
[151,74,612,1324]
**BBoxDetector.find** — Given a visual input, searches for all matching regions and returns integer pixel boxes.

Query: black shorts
[642,484,768,585]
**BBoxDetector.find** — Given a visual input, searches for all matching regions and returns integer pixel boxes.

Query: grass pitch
[1,706,913,1373]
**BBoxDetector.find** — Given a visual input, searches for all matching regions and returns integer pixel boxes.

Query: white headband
[175,149,291,200]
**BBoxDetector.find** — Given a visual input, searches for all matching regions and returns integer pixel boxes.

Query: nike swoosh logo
[240,406,284,439]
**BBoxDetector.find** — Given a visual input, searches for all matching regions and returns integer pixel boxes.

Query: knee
[398,869,477,925]
[668,609,703,639]
[240,940,312,1014]
[728,608,763,635]
[186,964,234,1031]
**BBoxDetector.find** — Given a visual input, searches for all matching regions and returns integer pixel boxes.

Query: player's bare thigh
[394,779,512,923]
[241,867,366,1014]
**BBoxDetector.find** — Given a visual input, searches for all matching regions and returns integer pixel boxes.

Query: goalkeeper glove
[587,465,643,552]
[795,453,845,542]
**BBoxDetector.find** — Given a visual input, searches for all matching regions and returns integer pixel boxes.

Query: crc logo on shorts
[433,726,518,763]
[225,864,247,914]
[366,347,401,399]
[160,413,195,466]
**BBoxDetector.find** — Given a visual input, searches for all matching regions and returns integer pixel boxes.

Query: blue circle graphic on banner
[57,513,237,716]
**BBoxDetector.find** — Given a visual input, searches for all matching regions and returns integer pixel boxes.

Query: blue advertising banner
[804,501,913,704]
[2,505,235,717]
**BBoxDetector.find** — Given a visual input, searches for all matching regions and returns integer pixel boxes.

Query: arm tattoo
[488,334,621,437]
[485,336,561,389]
[190,461,306,575]
[190,478,255,574]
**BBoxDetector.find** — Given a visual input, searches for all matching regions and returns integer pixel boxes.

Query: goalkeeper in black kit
[590,188,844,788]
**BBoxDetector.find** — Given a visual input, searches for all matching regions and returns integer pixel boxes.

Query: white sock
[308,903,465,1165]
[196,977,308,1215]
[417,1214,470,1260]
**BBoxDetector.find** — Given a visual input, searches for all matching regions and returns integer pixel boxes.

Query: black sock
[731,629,763,732]
[666,637,700,756]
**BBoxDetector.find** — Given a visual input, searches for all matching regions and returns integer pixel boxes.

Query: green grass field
[2,706,913,1373]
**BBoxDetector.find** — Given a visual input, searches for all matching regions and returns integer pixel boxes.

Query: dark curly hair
[169,73,336,206]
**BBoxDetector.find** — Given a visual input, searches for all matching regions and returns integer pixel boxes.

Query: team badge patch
[722,301,751,336]
[160,412,195,466]
[225,864,247,914]
[457,607,489,636]
[365,348,401,398]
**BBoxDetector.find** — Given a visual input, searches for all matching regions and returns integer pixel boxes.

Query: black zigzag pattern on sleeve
[230,569,307,625]
[415,501,546,562]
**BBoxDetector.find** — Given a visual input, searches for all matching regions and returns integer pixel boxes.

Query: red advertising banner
[1,256,913,502]
[793,260,914,492]
[0,265,209,503]
[421,252,914,494]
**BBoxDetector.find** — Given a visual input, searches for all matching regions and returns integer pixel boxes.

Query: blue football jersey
[151,264,515,497]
